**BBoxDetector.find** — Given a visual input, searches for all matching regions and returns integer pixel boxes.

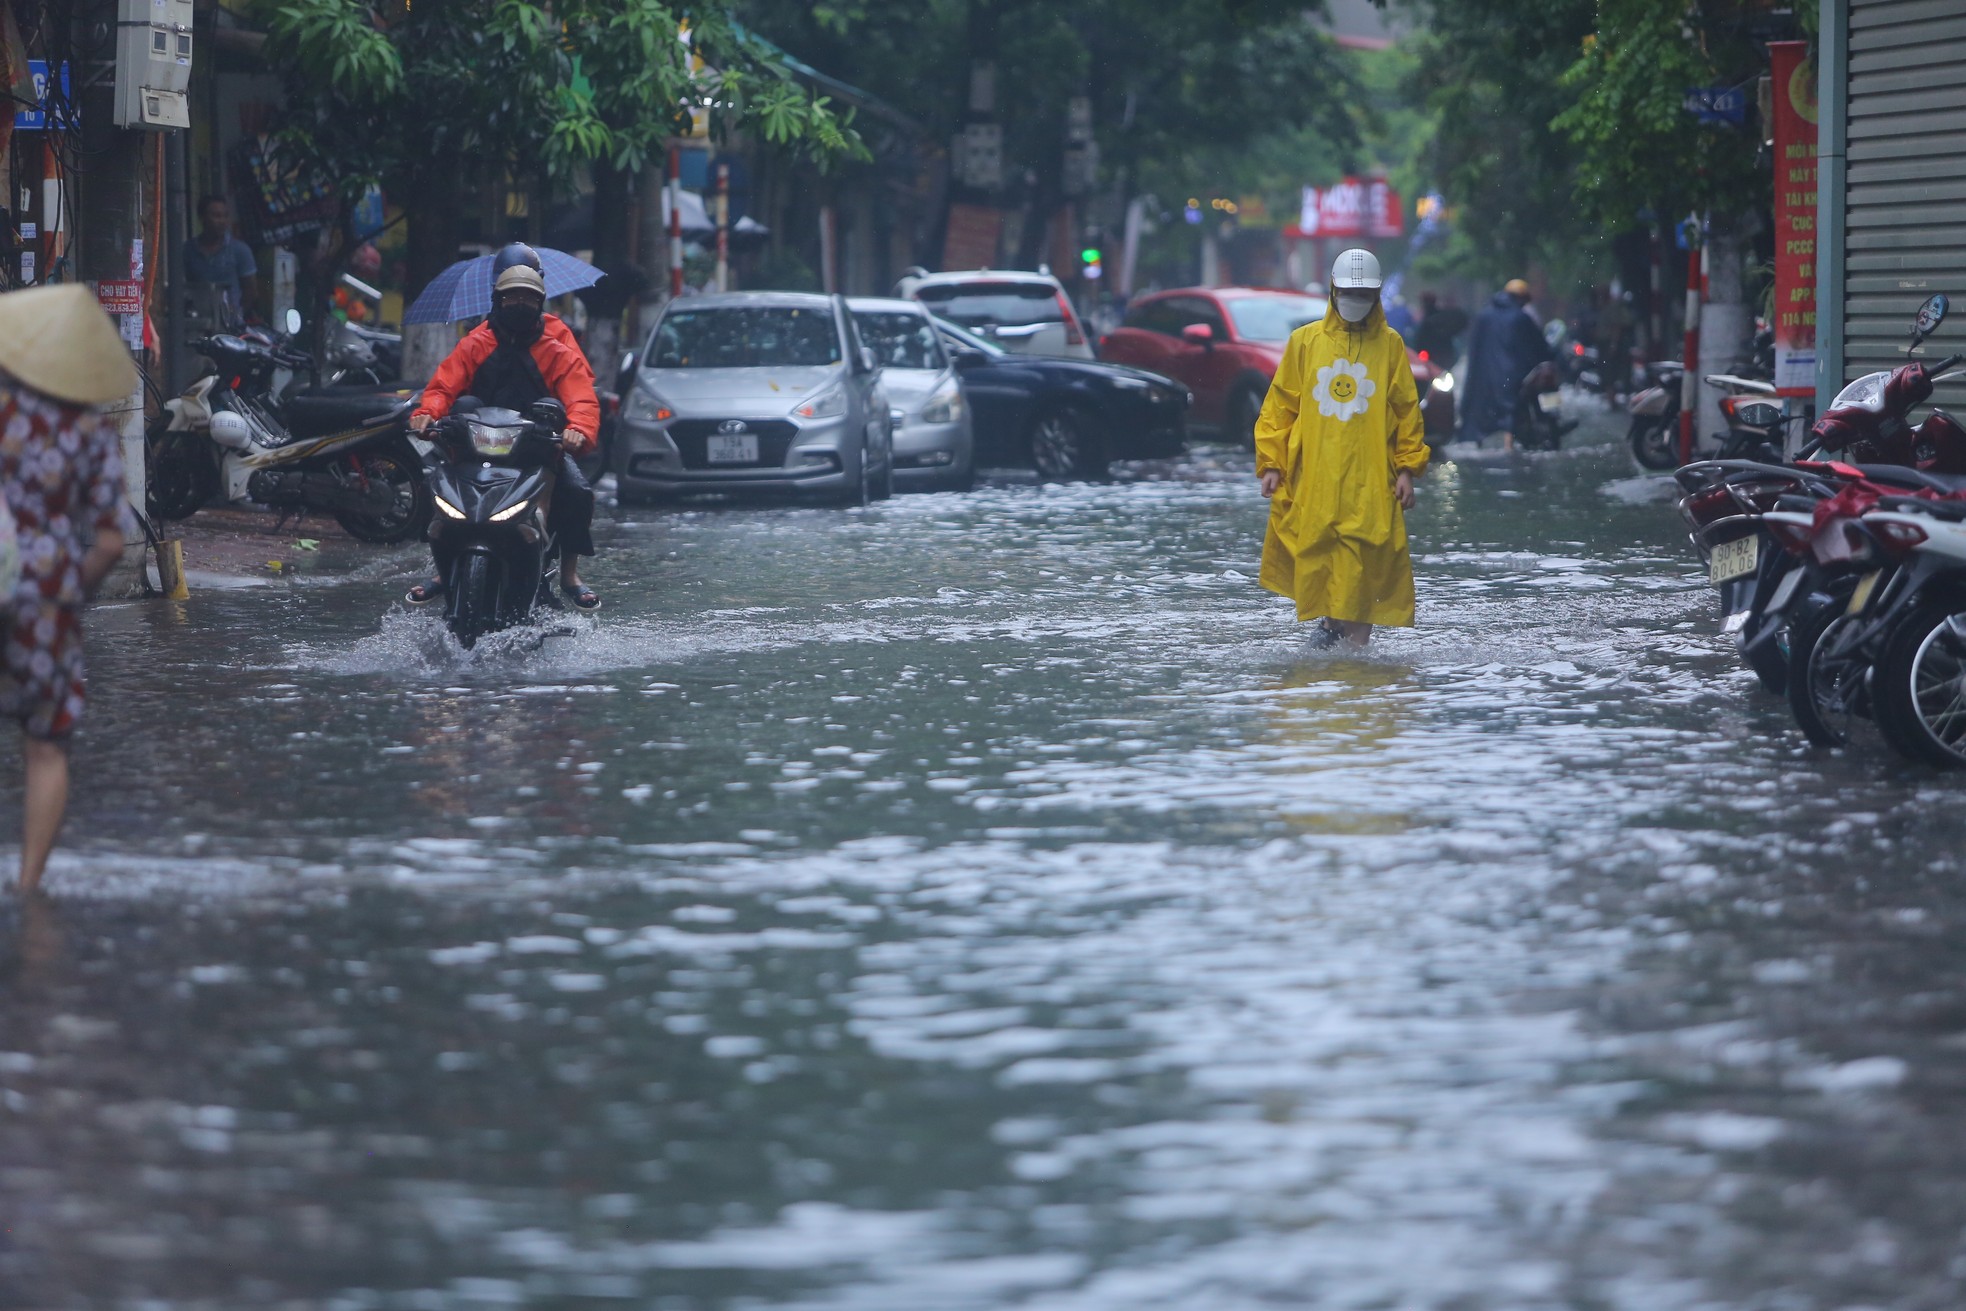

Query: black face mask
[494,301,542,336]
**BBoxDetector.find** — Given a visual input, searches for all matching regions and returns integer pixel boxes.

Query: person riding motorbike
[407,246,602,610]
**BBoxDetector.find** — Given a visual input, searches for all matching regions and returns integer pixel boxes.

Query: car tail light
[1058,292,1085,346]
[1872,519,1930,552]
[1571,341,1585,356]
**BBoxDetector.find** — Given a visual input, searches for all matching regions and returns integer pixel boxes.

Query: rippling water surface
[5,422,1966,1309]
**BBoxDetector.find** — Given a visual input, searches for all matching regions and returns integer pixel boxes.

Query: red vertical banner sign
[1770,41,1818,397]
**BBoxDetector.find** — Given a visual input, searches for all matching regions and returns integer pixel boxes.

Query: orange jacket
[414,313,600,454]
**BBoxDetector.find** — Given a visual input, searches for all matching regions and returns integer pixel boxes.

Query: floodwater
[6,414,1966,1310]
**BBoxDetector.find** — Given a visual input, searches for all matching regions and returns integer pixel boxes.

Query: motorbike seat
[1850,462,1966,494]
[283,388,413,438]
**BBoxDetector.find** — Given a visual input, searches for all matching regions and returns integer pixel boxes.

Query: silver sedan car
[849,297,974,492]
[613,292,895,505]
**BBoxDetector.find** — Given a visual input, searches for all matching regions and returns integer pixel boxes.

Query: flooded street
[7,418,1966,1310]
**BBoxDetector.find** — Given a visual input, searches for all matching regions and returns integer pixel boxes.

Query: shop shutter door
[1843,0,1966,410]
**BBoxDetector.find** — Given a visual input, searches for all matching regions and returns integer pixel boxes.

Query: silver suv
[613,292,894,505]
[905,270,1094,359]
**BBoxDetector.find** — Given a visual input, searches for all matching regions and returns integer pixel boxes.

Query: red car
[1100,287,1456,442]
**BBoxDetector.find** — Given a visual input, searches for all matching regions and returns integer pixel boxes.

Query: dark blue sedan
[934,319,1189,480]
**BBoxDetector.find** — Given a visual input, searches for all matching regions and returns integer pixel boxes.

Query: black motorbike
[425,396,572,648]
[148,311,427,543]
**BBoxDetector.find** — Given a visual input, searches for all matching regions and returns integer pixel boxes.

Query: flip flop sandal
[561,583,601,612]
[1302,619,1344,651]
[405,580,444,606]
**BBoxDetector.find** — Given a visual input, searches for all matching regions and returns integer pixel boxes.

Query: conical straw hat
[0,284,139,407]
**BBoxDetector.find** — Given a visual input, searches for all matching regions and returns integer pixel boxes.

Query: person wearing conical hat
[1255,248,1429,649]
[0,284,137,893]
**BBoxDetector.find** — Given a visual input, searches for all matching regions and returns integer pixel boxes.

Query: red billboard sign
[1770,41,1817,397]
[1296,176,1404,240]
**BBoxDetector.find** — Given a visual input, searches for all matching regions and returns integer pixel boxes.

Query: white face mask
[1336,291,1378,323]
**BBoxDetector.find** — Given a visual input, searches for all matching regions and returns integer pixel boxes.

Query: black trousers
[549,452,595,559]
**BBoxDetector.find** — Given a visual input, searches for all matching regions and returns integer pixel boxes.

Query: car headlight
[434,495,465,519]
[623,383,675,424]
[919,383,963,425]
[1431,373,1455,394]
[793,383,848,420]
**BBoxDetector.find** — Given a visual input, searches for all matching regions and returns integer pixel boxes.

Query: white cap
[1330,248,1382,291]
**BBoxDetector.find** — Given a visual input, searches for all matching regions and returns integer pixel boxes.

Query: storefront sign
[13,61,70,130]
[1684,85,1748,126]
[1769,42,1817,396]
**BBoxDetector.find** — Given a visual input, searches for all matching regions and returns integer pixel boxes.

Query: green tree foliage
[253,0,863,294]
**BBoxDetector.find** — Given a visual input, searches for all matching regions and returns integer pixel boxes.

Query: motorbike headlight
[434,495,466,519]
[919,382,963,425]
[468,421,520,457]
[623,382,675,424]
[490,500,531,522]
[1431,372,1455,394]
[793,383,848,420]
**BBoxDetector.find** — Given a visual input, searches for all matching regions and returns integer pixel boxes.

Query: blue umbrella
[403,247,606,325]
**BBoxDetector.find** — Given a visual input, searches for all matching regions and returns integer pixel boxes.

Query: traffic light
[1080,245,1103,281]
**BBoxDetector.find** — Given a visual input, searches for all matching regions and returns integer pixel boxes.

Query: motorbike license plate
[1846,570,1883,617]
[1537,391,1563,414]
[1764,567,1805,616]
[707,433,759,464]
[1709,534,1758,585]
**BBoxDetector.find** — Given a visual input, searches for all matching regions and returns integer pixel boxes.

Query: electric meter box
[113,0,193,130]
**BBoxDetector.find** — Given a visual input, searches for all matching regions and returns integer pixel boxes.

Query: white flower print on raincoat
[1312,358,1376,421]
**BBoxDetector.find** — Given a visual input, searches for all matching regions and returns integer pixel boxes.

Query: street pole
[715,162,729,293]
[1678,217,1704,466]
[669,146,683,298]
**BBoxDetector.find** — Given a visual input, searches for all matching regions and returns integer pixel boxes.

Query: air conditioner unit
[113,0,193,130]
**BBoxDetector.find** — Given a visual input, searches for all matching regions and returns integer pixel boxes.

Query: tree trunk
[578,161,646,379]
[1697,215,1751,448]
[399,162,464,385]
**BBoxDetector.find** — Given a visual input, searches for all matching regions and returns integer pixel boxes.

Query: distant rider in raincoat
[1454,278,1552,452]
[1256,249,1429,649]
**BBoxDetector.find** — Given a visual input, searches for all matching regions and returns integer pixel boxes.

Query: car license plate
[1764,567,1805,616]
[1846,569,1883,617]
[1709,534,1758,585]
[1537,391,1563,414]
[707,433,759,464]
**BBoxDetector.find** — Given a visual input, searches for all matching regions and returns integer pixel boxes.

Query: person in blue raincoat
[1454,279,1552,452]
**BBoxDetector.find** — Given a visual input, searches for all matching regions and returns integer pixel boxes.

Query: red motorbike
[1810,293,1966,472]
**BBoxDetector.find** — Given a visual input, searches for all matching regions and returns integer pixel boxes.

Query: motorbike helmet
[493,242,543,278]
[208,410,255,451]
[1330,248,1383,290]
[494,264,546,298]
[1504,277,1532,300]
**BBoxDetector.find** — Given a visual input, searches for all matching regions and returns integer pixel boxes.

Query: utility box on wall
[113,0,193,130]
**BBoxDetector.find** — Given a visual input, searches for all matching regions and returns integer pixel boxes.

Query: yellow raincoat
[1254,300,1429,626]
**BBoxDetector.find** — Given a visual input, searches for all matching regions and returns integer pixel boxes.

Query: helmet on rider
[491,245,547,336]
[1330,248,1382,325]
[493,242,543,278]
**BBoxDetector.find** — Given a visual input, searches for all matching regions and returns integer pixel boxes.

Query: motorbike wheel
[1030,406,1108,481]
[1786,594,1869,748]
[145,414,216,521]
[335,446,433,544]
[1630,415,1681,470]
[448,553,496,650]
[1871,598,1966,768]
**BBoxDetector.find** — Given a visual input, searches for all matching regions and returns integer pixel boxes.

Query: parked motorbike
[1513,359,1576,450]
[1628,360,1684,469]
[424,396,573,649]
[147,310,429,544]
[1679,292,1966,758]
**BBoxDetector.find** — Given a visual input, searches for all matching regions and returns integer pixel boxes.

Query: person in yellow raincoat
[1255,248,1429,649]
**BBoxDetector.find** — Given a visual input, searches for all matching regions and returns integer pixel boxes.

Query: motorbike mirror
[1912,293,1949,347]
[528,397,568,431]
[284,307,302,336]
[453,395,483,416]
